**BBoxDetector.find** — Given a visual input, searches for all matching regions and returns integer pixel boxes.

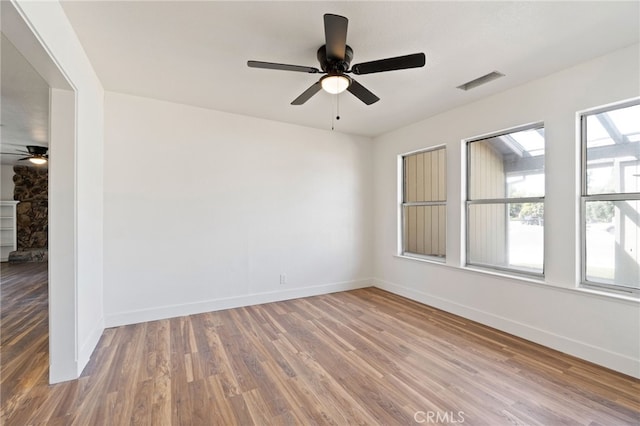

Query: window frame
[465,122,546,277]
[579,99,640,296]
[400,145,447,262]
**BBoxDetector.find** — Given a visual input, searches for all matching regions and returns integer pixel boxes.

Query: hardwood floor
[1,262,639,425]
[0,261,49,424]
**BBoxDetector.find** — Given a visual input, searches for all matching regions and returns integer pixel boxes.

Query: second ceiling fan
[248,13,426,106]
[1,145,48,165]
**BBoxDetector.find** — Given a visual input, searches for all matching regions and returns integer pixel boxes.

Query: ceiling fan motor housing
[317,45,353,74]
[27,145,48,156]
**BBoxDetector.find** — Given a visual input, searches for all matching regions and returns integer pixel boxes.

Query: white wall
[103,92,372,325]
[1,165,15,200]
[11,0,105,382]
[10,0,639,383]
[372,44,640,378]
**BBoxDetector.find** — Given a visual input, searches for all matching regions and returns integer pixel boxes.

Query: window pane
[468,203,544,273]
[585,200,640,289]
[469,127,545,200]
[585,104,640,195]
[403,205,446,257]
[404,149,446,202]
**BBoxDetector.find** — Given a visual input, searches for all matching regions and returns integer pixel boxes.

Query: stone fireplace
[9,164,48,263]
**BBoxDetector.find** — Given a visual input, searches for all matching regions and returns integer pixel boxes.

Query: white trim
[373,277,640,379]
[393,253,639,304]
[72,86,80,372]
[105,279,372,328]
[398,145,448,259]
[464,122,546,277]
[576,97,640,117]
[395,254,445,266]
[463,121,545,145]
[578,98,640,295]
[6,1,84,385]
[77,316,104,376]
[396,154,403,254]
[3,1,74,91]
[575,285,640,302]
[401,143,447,157]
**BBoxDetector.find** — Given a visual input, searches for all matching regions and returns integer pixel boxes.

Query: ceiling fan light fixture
[29,157,47,165]
[321,75,350,94]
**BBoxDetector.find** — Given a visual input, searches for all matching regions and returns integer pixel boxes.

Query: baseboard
[373,278,640,379]
[77,316,105,376]
[105,278,372,328]
[49,361,78,384]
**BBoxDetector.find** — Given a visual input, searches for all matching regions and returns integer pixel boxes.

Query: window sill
[575,285,640,303]
[395,254,446,266]
[462,264,546,285]
[393,254,640,304]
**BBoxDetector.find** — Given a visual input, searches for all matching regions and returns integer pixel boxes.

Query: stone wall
[9,165,48,263]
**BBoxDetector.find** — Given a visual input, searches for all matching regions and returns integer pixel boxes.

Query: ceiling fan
[1,145,48,165]
[248,13,426,106]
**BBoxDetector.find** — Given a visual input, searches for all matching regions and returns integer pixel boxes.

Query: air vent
[456,71,505,91]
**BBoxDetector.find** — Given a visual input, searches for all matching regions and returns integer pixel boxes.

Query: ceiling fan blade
[247,60,320,74]
[351,53,426,75]
[347,79,379,105]
[3,143,32,148]
[291,81,322,105]
[324,14,348,60]
[18,157,32,161]
[2,148,30,154]
[0,152,26,156]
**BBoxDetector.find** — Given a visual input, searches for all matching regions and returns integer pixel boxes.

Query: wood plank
[1,264,639,425]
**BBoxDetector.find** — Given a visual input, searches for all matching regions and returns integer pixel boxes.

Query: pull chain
[331,93,341,131]
[331,95,335,131]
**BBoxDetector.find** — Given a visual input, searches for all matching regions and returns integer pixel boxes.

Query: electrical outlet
[280,273,287,285]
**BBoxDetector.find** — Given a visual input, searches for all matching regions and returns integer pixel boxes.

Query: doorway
[1,0,79,389]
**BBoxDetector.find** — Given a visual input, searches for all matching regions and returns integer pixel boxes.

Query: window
[466,124,545,275]
[581,100,639,294]
[401,146,446,260]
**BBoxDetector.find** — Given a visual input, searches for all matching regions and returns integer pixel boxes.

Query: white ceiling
[58,1,639,137]
[0,34,49,166]
[1,1,638,167]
